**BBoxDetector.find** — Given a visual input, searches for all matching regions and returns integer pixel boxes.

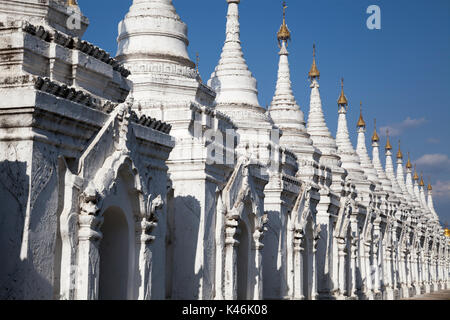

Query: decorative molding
[17,21,131,78]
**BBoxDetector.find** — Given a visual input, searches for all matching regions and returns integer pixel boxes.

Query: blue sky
[79,0,450,225]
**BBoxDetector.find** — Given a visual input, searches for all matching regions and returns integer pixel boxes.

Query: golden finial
[445,224,450,237]
[308,44,320,80]
[338,78,348,106]
[357,101,366,128]
[406,152,412,169]
[427,180,432,191]
[396,140,403,159]
[196,52,200,73]
[385,129,393,150]
[372,119,380,142]
[277,1,291,46]
[413,164,419,181]
[67,0,78,6]
[419,172,425,187]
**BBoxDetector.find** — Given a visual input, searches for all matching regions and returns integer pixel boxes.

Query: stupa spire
[372,119,380,143]
[372,120,393,193]
[404,152,421,209]
[308,44,320,80]
[385,129,393,151]
[426,181,439,221]
[413,165,422,203]
[307,45,340,166]
[270,1,297,110]
[116,0,216,107]
[208,0,261,109]
[277,1,291,46]
[406,152,412,169]
[357,102,366,128]
[396,140,409,197]
[385,132,403,197]
[405,153,416,196]
[337,78,348,106]
[335,79,366,182]
[268,2,318,181]
[418,172,429,210]
[356,103,381,186]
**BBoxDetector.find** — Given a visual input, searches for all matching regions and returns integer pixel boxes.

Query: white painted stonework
[0,0,448,300]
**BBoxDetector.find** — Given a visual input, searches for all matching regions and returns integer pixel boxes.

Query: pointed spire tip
[385,129,393,150]
[396,140,403,159]
[406,152,412,169]
[308,43,320,80]
[372,118,380,142]
[419,172,425,187]
[413,164,419,181]
[337,78,348,106]
[277,1,291,45]
[357,101,366,128]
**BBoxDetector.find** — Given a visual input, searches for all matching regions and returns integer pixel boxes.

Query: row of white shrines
[0,0,448,300]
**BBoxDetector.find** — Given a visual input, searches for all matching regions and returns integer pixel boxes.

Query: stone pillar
[398,249,406,297]
[384,245,395,299]
[251,229,264,300]
[349,237,358,299]
[402,249,410,298]
[372,240,381,297]
[330,234,340,297]
[293,232,305,300]
[364,242,373,299]
[311,228,321,300]
[372,223,382,298]
[409,250,416,296]
[391,226,400,298]
[224,218,239,300]
[75,196,104,300]
[424,253,431,293]
[410,250,418,296]
[135,217,158,300]
[337,238,347,298]
[349,213,359,299]
[445,246,448,289]
[432,254,437,291]
[315,197,334,299]
[417,250,423,294]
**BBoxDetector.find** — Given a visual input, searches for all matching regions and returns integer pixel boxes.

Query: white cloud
[415,153,450,167]
[433,180,450,198]
[379,117,427,137]
[426,138,440,144]
[432,180,450,225]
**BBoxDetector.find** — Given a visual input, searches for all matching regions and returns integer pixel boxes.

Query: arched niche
[236,219,250,300]
[96,166,140,300]
[302,219,314,300]
[98,206,130,300]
